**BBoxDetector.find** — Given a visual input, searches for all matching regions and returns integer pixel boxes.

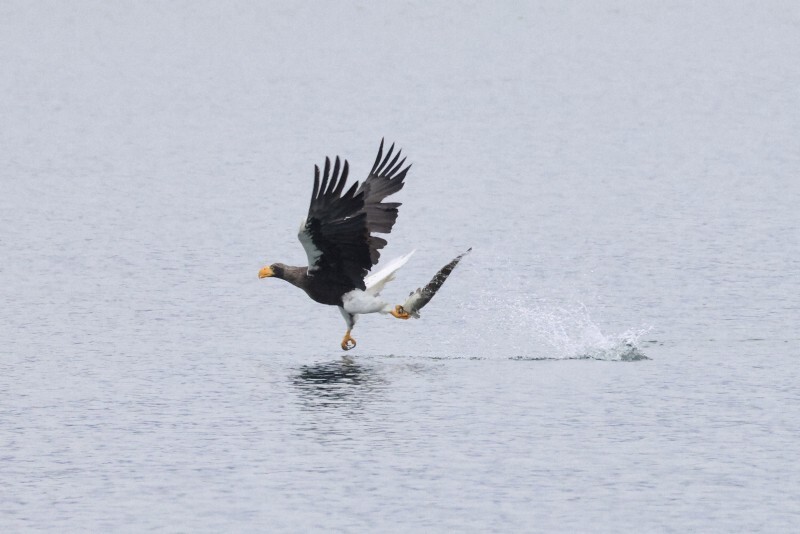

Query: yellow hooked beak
[258,266,274,279]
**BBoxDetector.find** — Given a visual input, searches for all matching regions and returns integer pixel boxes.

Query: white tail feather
[365,250,416,296]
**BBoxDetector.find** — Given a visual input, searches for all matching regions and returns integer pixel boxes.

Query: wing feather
[297,142,410,290]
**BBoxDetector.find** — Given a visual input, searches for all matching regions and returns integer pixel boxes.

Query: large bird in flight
[258,140,469,350]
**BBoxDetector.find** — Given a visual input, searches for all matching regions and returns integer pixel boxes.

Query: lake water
[2,1,799,531]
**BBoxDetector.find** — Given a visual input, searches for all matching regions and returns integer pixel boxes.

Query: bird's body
[259,140,468,350]
[266,263,355,306]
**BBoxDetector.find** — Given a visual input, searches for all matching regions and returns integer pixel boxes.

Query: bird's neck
[278,265,309,290]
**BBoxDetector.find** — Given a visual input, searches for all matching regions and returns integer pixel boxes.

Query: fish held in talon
[258,139,470,351]
[402,248,472,319]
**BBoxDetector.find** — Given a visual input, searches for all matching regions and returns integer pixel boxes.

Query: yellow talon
[341,330,357,351]
[390,305,410,320]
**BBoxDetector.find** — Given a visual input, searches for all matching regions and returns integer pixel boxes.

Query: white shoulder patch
[297,217,323,271]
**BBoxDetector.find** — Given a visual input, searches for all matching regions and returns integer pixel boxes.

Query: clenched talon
[390,305,410,320]
[341,331,357,351]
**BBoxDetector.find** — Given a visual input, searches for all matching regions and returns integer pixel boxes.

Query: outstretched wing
[297,142,411,290]
[298,156,370,289]
[358,139,410,232]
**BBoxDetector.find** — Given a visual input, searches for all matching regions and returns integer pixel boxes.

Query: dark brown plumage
[262,140,410,306]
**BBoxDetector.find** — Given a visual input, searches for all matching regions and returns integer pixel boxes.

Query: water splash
[514,301,651,361]
[446,293,651,361]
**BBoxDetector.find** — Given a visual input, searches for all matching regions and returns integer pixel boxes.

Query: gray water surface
[2,1,799,531]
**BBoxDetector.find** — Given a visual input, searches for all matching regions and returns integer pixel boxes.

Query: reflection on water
[291,356,386,409]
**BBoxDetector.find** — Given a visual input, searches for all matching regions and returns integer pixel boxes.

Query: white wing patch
[297,217,323,271]
[364,250,415,296]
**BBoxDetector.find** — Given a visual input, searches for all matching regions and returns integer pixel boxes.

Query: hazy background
[2,1,799,531]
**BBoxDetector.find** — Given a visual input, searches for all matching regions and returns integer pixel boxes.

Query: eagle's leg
[390,305,410,320]
[338,307,358,350]
[341,330,357,351]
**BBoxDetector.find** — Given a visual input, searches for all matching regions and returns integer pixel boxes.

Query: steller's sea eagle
[258,140,469,350]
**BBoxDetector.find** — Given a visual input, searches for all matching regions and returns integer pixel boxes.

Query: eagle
[258,140,469,350]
